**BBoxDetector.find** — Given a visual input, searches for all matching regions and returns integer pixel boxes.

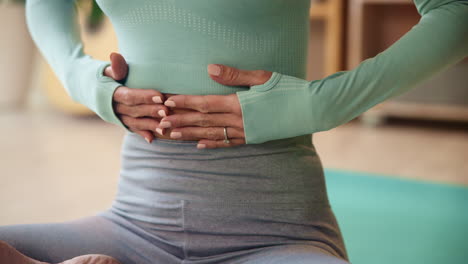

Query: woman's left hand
[157,64,272,149]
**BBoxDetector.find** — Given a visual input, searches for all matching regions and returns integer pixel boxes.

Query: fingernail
[145,137,151,144]
[164,100,176,107]
[160,121,171,128]
[153,96,163,103]
[156,128,164,136]
[158,110,166,117]
[197,144,206,149]
[170,132,182,139]
[208,64,221,76]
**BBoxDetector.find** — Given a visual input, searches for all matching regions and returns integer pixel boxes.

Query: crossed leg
[0,213,182,264]
[1,214,350,264]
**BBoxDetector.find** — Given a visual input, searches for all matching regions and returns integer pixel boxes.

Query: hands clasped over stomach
[105,52,272,149]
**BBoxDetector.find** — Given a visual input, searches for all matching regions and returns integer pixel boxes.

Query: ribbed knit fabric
[237,0,468,143]
[102,0,310,97]
[25,0,468,144]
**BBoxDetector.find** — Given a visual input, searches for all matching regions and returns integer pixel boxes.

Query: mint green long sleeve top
[26,0,468,144]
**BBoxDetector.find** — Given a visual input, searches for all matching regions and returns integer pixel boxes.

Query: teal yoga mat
[324,169,468,264]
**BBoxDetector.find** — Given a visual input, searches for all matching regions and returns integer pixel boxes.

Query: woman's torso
[96,0,311,95]
[98,0,332,212]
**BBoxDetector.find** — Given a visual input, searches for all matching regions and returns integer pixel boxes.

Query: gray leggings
[0,210,348,264]
[0,133,350,264]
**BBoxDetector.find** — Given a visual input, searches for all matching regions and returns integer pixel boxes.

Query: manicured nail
[164,100,176,107]
[158,110,166,117]
[145,137,151,144]
[207,64,221,76]
[152,96,163,103]
[156,128,164,136]
[170,132,182,139]
[110,52,117,61]
[197,144,206,149]
[160,121,171,128]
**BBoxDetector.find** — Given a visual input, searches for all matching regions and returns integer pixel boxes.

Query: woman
[1,0,467,263]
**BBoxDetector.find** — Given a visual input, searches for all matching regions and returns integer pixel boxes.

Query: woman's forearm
[25,0,126,128]
[236,0,468,144]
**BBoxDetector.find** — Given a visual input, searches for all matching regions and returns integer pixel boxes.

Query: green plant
[1,0,105,32]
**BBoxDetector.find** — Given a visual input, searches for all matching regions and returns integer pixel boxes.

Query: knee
[0,240,51,264]
[60,254,122,264]
[0,240,26,263]
[0,240,13,259]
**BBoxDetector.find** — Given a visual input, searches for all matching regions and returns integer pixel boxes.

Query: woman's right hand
[104,52,169,143]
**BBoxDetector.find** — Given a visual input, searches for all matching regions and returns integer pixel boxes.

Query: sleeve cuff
[94,62,133,133]
[236,72,315,144]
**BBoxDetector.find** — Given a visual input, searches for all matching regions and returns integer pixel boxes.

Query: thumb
[104,52,128,81]
[207,64,272,87]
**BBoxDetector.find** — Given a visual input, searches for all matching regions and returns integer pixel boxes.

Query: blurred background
[0,0,467,263]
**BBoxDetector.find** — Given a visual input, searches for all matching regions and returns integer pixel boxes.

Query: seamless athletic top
[25,0,468,144]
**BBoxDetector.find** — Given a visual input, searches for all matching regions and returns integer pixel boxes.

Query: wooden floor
[1,106,467,225]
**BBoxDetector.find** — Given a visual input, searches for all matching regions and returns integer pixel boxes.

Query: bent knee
[0,240,45,264]
[0,240,15,259]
